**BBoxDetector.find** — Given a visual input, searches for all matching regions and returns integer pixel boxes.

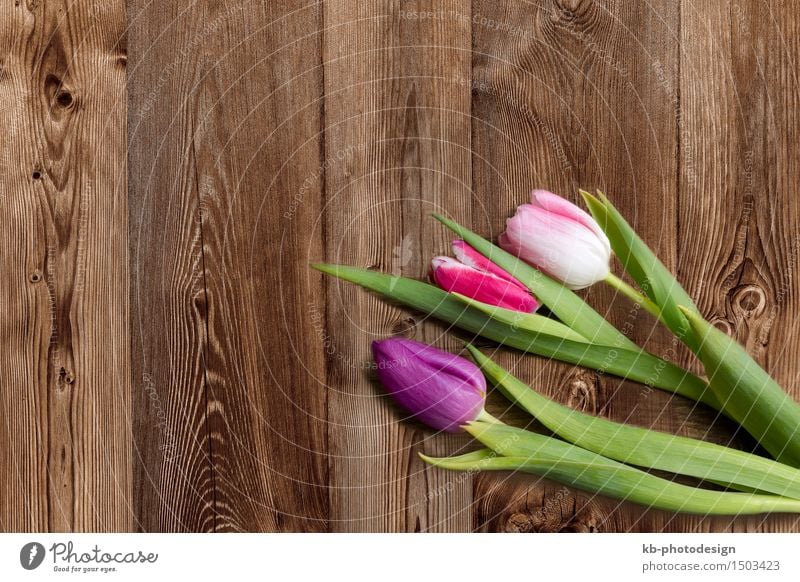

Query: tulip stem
[475,409,502,425]
[603,273,663,320]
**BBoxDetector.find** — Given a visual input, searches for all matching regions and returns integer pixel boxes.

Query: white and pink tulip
[499,189,612,290]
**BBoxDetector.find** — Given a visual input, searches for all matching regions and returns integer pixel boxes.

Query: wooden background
[1,0,799,532]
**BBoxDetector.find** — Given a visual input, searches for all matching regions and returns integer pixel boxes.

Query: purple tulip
[371,337,486,432]
[430,240,539,313]
[499,189,612,289]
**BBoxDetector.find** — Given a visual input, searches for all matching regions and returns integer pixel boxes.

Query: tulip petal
[372,338,486,433]
[501,203,611,289]
[531,189,611,254]
[431,256,539,313]
[451,240,527,290]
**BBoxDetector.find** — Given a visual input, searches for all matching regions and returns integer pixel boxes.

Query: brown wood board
[0,0,797,532]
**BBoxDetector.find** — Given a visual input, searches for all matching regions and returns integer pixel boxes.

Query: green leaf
[313,264,716,406]
[432,214,637,349]
[581,190,700,351]
[680,307,800,467]
[467,345,800,498]
[421,442,800,515]
[451,293,590,343]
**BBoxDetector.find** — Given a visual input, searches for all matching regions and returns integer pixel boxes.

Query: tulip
[430,240,539,313]
[371,337,486,432]
[499,189,611,290]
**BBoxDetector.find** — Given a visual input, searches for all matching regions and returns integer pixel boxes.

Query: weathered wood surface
[128,0,329,531]
[0,0,130,531]
[1,0,799,532]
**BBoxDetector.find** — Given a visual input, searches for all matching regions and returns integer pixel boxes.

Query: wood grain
[675,0,800,533]
[0,0,130,531]
[322,0,474,532]
[0,0,798,532]
[129,0,329,531]
[468,0,687,533]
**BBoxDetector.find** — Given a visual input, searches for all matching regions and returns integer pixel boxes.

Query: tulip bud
[371,337,486,432]
[499,189,612,290]
[430,241,539,313]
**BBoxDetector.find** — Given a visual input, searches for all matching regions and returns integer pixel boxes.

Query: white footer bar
[1,533,797,581]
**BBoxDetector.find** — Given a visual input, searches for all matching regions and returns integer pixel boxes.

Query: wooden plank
[469,0,692,532]
[0,0,796,534]
[128,1,215,531]
[0,0,130,531]
[129,1,329,531]
[322,1,473,531]
[675,0,800,533]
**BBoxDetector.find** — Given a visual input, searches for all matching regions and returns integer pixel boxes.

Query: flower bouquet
[313,190,800,515]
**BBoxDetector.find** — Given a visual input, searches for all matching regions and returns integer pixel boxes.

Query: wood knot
[505,512,541,533]
[731,284,767,316]
[390,316,417,336]
[44,74,77,116]
[550,0,594,24]
[57,367,74,389]
[709,316,734,337]
[504,491,602,532]
[565,371,598,413]
[55,90,75,109]
[29,270,43,283]
[560,511,602,533]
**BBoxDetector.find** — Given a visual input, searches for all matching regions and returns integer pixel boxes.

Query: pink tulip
[430,241,539,313]
[499,190,611,290]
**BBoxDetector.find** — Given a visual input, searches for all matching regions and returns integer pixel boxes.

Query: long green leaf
[451,293,590,343]
[432,214,637,349]
[467,346,800,498]
[313,264,716,405]
[681,307,800,467]
[581,190,700,351]
[422,445,800,515]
